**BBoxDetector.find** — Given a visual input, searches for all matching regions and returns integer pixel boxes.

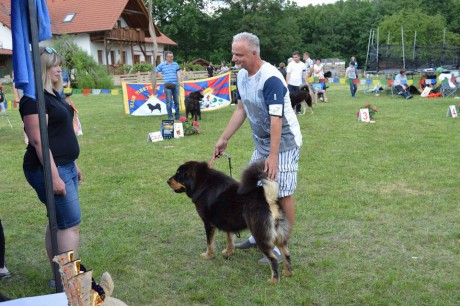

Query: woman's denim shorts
[24,162,81,230]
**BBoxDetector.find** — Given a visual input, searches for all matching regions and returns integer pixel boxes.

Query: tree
[378,9,459,45]
[52,36,113,89]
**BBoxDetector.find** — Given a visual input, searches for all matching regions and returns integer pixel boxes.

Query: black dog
[147,103,161,113]
[185,91,204,121]
[167,160,292,283]
[290,84,313,115]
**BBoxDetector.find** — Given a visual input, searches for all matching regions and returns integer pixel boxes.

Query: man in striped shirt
[156,51,182,120]
[214,32,302,264]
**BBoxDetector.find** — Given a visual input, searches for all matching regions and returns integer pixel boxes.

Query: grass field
[1,84,459,305]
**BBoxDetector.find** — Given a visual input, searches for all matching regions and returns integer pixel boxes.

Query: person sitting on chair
[418,74,435,95]
[394,69,413,99]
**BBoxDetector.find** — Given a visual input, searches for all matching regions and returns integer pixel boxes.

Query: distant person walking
[286,51,307,114]
[345,61,358,98]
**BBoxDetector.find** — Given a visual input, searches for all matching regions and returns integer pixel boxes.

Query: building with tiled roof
[0,0,177,77]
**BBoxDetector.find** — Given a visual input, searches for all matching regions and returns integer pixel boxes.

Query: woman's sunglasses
[40,47,58,55]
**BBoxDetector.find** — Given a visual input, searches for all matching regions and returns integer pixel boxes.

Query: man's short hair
[233,32,260,54]
[293,51,300,57]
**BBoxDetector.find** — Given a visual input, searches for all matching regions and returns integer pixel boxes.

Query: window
[110,51,115,65]
[97,50,103,64]
[145,55,152,64]
[63,13,76,23]
[121,51,126,65]
[133,54,140,64]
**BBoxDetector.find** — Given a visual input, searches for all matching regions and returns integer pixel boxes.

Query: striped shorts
[249,147,300,198]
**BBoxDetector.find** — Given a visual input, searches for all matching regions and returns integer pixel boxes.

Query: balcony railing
[90,28,146,43]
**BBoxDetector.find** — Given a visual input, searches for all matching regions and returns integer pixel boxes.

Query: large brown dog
[167,161,292,283]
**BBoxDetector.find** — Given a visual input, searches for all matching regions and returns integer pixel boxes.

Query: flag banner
[183,72,231,112]
[122,72,231,116]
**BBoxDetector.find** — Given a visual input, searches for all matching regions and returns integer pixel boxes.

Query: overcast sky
[293,0,338,6]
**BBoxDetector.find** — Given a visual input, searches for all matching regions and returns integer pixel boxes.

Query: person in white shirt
[303,52,314,80]
[345,61,358,98]
[312,58,325,79]
[286,51,307,114]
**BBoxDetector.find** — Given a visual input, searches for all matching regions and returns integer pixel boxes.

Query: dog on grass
[290,84,313,114]
[185,91,204,121]
[167,160,292,283]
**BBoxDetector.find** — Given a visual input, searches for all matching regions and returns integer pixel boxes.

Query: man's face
[166,54,173,63]
[232,41,255,70]
[293,54,300,63]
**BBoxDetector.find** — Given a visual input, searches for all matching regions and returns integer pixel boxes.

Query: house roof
[0,0,175,43]
[0,49,12,55]
[146,34,177,46]
[191,58,210,66]
[47,0,160,36]
[0,1,11,29]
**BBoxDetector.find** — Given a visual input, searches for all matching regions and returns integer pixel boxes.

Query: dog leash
[208,151,233,177]
[208,152,238,238]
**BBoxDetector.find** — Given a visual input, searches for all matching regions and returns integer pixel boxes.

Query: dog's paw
[221,248,234,258]
[200,252,214,260]
[268,277,279,284]
[283,269,293,277]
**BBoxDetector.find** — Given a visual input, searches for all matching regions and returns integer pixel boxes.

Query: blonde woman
[19,47,82,289]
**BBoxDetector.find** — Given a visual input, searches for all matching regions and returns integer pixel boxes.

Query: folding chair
[361,79,373,94]
[387,79,400,97]
[0,102,13,129]
[385,79,396,97]
[440,78,459,98]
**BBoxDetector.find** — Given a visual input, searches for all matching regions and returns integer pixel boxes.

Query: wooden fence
[112,70,238,85]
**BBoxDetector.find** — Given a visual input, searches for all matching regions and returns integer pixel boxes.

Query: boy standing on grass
[345,62,358,98]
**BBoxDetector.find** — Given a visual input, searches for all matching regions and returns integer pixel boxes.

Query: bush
[133,63,152,73]
[52,36,114,89]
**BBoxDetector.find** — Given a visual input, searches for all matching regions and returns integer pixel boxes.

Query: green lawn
[1,84,459,305]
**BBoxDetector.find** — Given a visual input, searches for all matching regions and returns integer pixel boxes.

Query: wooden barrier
[112,70,237,85]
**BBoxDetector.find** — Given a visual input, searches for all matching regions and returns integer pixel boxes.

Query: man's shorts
[249,147,300,198]
[24,162,81,230]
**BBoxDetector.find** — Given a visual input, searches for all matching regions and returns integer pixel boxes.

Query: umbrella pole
[27,0,62,293]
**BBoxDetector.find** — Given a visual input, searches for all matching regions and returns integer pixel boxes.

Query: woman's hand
[53,176,66,196]
[76,164,83,183]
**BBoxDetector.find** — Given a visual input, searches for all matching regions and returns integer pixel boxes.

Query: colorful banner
[122,72,232,116]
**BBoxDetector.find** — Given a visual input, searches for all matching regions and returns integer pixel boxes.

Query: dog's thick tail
[238,161,281,220]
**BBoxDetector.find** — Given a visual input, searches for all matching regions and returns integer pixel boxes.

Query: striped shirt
[156,61,181,85]
[236,62,302,155]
